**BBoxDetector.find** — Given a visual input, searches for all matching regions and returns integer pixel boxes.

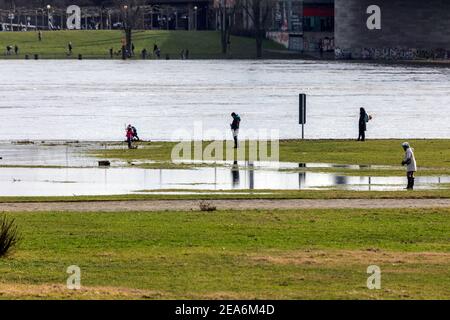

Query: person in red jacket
[126,125,134,149]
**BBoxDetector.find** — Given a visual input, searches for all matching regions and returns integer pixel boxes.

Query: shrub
[199,201,217,212]
[0,214,20,258]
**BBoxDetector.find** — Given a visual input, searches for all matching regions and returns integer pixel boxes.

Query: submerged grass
[0,208,448,299]
[92,139,450,176]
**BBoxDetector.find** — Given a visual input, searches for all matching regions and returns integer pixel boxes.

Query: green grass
[0,208,449,299]
[1,188,450,203]
[93,139,450,176]
[0,30,286,59]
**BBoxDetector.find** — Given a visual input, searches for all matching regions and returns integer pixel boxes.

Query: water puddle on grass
[0,142,449,196]
[0,164,449,197]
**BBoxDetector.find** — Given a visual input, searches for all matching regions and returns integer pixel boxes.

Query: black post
[299,94,306,139]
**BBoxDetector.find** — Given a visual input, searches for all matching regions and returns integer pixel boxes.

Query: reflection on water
[0,164,449,196]
[0,142,448,196]
[231,161,240,188]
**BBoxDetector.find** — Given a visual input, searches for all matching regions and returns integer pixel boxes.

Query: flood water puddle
[0,142,449,196]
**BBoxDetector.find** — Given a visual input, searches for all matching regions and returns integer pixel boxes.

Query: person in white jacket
[401,142,417,190]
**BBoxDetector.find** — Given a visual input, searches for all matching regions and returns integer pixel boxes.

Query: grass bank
[93,139,450,176]
[0,208,448,299]
[0,30,286,59]
[1,189,450,203]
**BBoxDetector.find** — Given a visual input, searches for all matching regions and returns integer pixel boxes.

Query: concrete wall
[335,0,450,59]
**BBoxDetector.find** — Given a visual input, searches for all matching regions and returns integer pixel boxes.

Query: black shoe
[406,177,414,190]
[409,178,415,190]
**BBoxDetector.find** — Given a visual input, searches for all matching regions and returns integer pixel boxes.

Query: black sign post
[299,94,306,139]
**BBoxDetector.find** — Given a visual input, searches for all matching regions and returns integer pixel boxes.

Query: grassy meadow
[0,30,286,59]
[0,208,449,299]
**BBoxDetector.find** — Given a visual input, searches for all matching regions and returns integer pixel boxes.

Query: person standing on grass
[126,125,134,149]
[230,112,241,149]
[357,107,372,141]
[131,126,140,141]
[68,42,73,55]
[14,45,18,55]
[401,142,417,190]
[38,30,42,41]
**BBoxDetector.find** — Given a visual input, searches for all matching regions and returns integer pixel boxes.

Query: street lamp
[46,5,51,30]
[8,12,14,31]
[123,5,129,30]
[193,6,198,30]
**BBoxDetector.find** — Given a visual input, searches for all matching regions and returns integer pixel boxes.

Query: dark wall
[335,0,450,58]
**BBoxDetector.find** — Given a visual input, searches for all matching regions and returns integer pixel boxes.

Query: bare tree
[115,0,142,57]
[215,0,237,55]
[237,0,276,58]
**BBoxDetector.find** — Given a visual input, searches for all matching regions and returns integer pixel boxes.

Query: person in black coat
[230,113,241,148]
[358,107,371,141]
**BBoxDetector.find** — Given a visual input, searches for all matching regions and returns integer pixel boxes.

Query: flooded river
[0,142,448,196]
[1,60,450,141]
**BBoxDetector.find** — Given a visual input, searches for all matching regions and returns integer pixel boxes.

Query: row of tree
[217,0,277,58]
[115,0,278,59]
[1,0,279,58]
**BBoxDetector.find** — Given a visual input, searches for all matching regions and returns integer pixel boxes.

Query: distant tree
[237,0,277,58]
[115,0,142,57]
[215,0,237,55]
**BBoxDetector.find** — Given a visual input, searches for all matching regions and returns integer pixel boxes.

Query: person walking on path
[401,142,417,190]
[126,125,134,149]
[153,44,161,59]
[230,112,241,149]
[357,107,371,141]
[68,42,73,55]
[141,48,147,59]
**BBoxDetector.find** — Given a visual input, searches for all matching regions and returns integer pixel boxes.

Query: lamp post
[122,4,129,59]
[193,6,198,30]
[46,4,51,30]
[8,12,14,31]
[123,5,129,31]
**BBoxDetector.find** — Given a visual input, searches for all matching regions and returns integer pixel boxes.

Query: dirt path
[1,198,450,212]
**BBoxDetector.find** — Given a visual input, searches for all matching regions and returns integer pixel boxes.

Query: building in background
[266,0,334,53]
[334,0,450,60]
[0,0,214,31]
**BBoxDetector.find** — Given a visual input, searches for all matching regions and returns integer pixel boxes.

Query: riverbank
[0,30,286,60]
